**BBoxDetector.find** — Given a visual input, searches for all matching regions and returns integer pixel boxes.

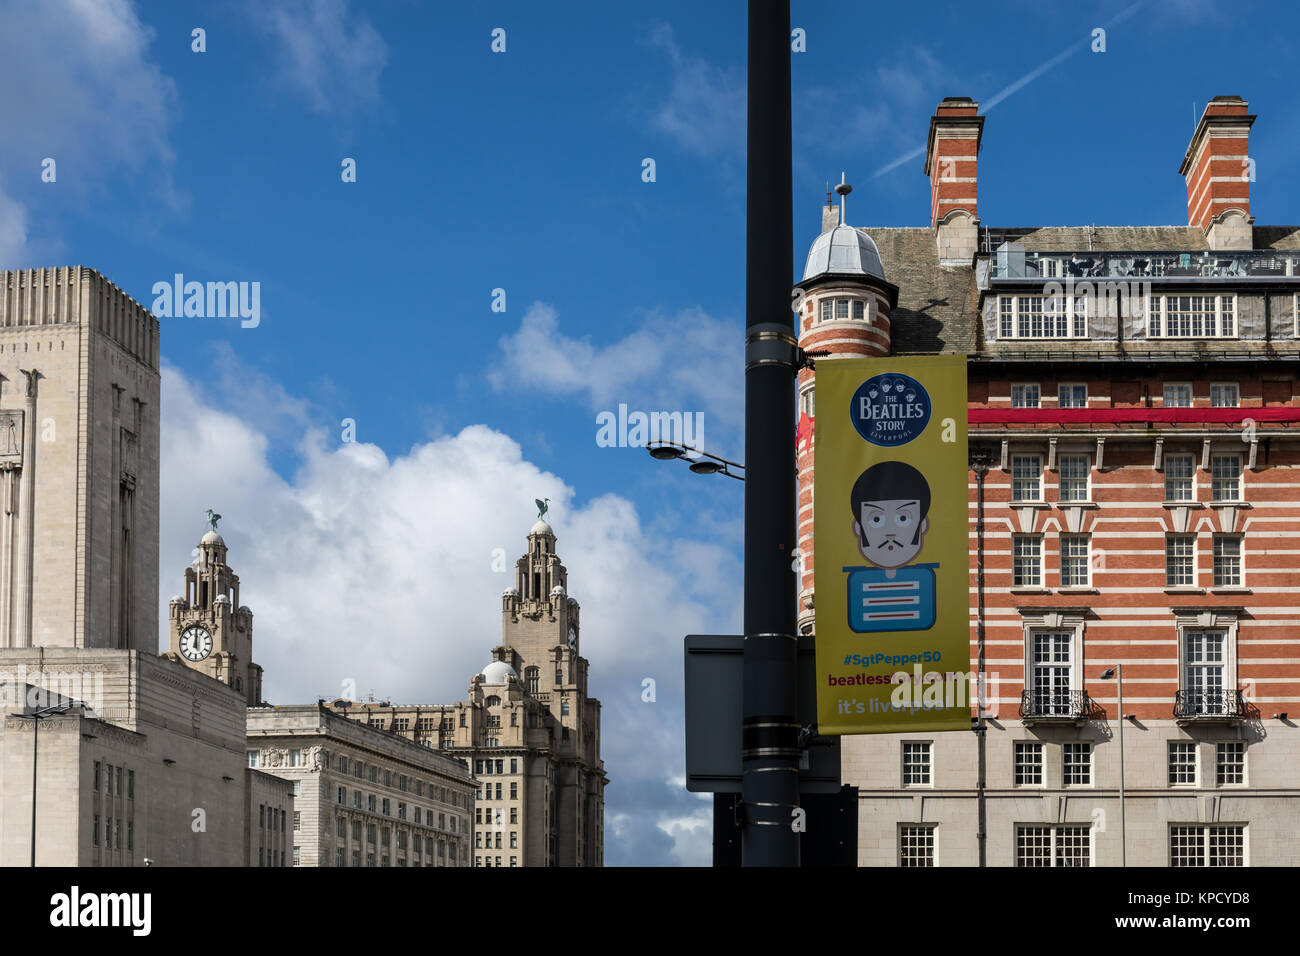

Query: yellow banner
[813,355,970,734]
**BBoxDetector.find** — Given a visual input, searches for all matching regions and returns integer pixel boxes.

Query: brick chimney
[923,97,984,262]
[1179,95,1256,249]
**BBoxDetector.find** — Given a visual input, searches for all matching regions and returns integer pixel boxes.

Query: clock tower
[501,519,583,682]
[166,520,262,705]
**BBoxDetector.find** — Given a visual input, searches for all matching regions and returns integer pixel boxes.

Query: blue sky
[2,0,1299,866]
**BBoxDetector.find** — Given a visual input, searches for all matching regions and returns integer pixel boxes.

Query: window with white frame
[1057,383,1087,408]
[1210,383,1239,407]
[1014,741,1044,785]
[1013,535,1042,587]
[1060,534,1090,587]
[1216,742,1245,786]
[1164,454,1195,501]
[1011,384,1041,408]
[1169,825,1244,866]
[1169,742,1198,785]
[799,387,815,417]
[1059,454,1090,502]
[1166,534,1195,587]
[1030,630,1072,714]
[1213,535,1242,587]
[1016,825,1091,867]
[998,294,1087,339]
[1148,295,1236,338]
[1063,742,1092,786]
[898,825,935,867]
[1211,454,1241,501]
[1183,629,1228,715]
[1011,454,1042,501]
[819,297,868,323]
[1163,383,1193,407]
[901,742,931,787]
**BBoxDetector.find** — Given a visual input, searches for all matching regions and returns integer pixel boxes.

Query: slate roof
[860,225,1300,359]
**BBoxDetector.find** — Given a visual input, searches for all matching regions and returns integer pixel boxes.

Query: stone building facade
[245,768,294,867]
[799,97,1300,866]
[0,649,254,866]
[0,268,258,866]
[0,267,159,651]
[166,528,263,706]
[327,520,607,867]
[246,705,475,867]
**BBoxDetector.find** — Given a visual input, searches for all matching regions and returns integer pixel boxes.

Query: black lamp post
[9,698,72,867]
[969,445,995,868]
[741,0,799,867]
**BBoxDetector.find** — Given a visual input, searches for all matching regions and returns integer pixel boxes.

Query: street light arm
[647,440,746,473]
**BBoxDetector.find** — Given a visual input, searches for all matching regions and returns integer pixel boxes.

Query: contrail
[871,1,1147,179]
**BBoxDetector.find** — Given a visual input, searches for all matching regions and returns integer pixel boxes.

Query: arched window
[485,695,500,708]
[525,667,539,695]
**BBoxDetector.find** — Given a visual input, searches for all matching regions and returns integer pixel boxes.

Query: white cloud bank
[159,363,735,865]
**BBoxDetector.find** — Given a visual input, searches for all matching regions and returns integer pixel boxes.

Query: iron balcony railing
[988,247,1300,282]
[1174,689,1249,719]
[1019,689,1101,720]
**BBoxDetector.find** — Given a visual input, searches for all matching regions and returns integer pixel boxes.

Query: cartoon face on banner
[850,461,932,569]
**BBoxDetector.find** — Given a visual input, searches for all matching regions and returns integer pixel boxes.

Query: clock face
[180,625,213,662]
[567,626,578,650]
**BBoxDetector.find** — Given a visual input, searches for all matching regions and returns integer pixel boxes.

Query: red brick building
[797,96,1300,866]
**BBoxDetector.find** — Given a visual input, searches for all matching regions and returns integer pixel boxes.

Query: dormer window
[997,295,1086,339]
[1147,295,1236,338]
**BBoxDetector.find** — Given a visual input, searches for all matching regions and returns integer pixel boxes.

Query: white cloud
[647,24,745,158]
[490,301,743,439]
[159,364,740,865]
[0,0,179,265]
[252,0,388,118]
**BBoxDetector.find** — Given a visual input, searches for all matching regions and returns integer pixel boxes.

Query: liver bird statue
[206,508,222,532]
[535,498,550,521]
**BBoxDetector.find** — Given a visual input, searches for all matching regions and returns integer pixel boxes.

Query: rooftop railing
[989,247,1300,281]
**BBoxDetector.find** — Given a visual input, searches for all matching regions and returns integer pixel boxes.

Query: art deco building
[798,97,1300,866]
[328,520,608,867]
[0,268,263,866]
